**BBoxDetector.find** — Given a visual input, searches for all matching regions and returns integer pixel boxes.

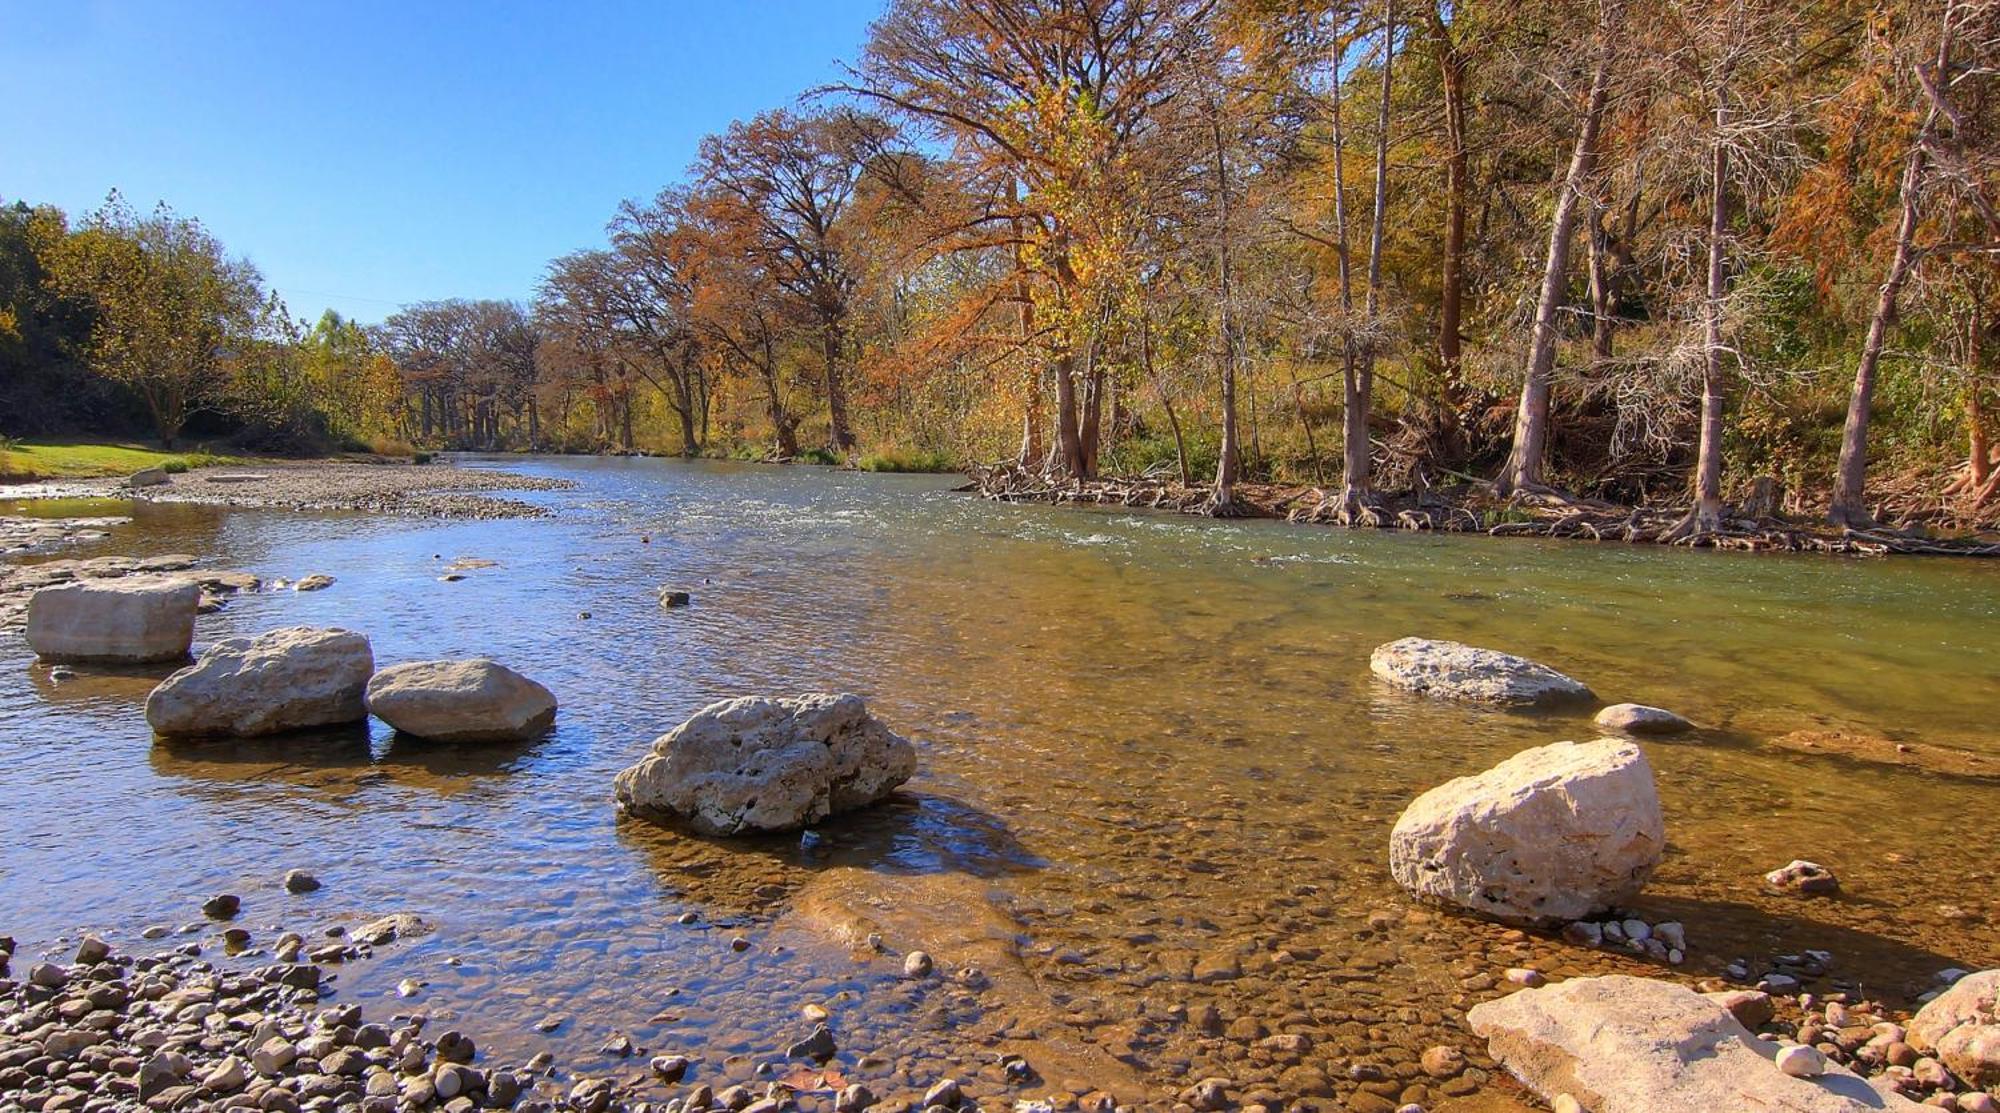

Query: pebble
[923,1078,962,1109]
[283,870,321,893]
[1777,1045,1827,1078]
[903,950,935,978]
[787,1025,837,1061]
[202,893,242,919]
[1504,967,1547,988]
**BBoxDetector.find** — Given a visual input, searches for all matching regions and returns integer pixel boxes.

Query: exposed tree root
[965,463,2000,558]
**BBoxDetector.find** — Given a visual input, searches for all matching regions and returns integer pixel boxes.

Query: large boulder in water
[1908,969,2000,1088]
[1389,738,1663,925]
[27,578,199,663]
[1369,637,1593,706]
[366,658,556,743]
[1467,975,1924,1113]
[614,694,917,835]
[146,627,374,738]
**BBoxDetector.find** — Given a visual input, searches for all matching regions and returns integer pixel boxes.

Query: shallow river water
[3,456,1997,1111]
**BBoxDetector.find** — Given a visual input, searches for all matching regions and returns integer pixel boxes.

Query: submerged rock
[1764,859,1841,896]
[614,693,917,835]
[145,627,374,737]
[26,577,199,663]
[365,658,557,743]
[1468,975,1924,1112]
[1595,703,1694,735]
[1908,968,2000,1088]
[1389,738,1664,925]
[1369,637,1594,706]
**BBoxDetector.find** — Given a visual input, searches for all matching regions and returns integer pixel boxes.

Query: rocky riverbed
[5,462,574,520]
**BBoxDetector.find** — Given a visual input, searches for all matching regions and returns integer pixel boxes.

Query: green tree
[42,193,265,447]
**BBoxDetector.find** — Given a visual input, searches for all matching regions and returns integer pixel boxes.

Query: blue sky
[1,0,884,324]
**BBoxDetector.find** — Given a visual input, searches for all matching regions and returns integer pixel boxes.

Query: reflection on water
[2,455,1996,1109]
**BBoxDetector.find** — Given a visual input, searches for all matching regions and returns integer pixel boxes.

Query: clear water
[4,456,1996,1110]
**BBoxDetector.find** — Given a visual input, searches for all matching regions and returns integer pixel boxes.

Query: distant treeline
[2,0,1995,524]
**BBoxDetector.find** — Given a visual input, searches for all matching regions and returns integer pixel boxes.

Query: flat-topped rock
[366,659,557,743]
[26,577,198,663]
[1390,739,1663,925]
[615,693,916,835]
[202,473,271,484]
[1595,703,1694,735]
[1370,637,1594,706]
[146,627,374,738]
[1468,975,1924,1112]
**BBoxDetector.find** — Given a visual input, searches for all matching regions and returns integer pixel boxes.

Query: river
[3,455,1996,1110]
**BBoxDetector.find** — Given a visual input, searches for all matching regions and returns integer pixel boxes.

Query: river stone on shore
[1468,975,1924,1112]
[614,693,917,834]
[25,577,199,662]
[1369,637,1594,706]
[146,627,374,737]
[1594,703,1694,735]
[1389,738,1664,925]
[365,658,557,743]
[1908,969,2000,1087]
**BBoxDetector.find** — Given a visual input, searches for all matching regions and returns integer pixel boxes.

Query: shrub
[857,446,959,473]
[412,451,434,465]
[162,458,189,474]
[365,435,419,458]
[793,447,840,466]
[1102,431,1218,481]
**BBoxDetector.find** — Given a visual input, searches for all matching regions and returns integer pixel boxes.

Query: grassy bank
[0,440,241,483]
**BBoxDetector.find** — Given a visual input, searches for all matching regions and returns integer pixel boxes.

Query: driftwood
[965,464,2000,558]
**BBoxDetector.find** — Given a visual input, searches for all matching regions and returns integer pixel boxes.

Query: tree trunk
[1432,3,1469,427]
[1209,114,1241,512]
[1497,2,1617,496]
[1675,99,1732,538]
[1588,205,1615,364]
[1079,350,1105,479]
[1052,350,1087,477]
[822,322,855,453]
[1339,0,1396,525]
[1830,25,1944,526]
[1140,314,1193,487]
[1968,310,1991,497]
[760,335,800,459]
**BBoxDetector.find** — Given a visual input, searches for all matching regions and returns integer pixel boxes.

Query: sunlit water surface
[4,457,1997,1110]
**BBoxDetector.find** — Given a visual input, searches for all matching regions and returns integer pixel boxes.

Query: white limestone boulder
[614,693,917,835]
[146,627,374,738]
[1908,969,2000,1088]
[1468,976,1923,1113]
[26,578,199,663]
[1389,739,1664,925]
[1370,637,1594,706]
[366,658,557,743]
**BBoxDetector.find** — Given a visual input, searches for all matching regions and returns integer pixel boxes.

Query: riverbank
[4,461,575,520]
[966,465,2000,558]
[0,441,246,483]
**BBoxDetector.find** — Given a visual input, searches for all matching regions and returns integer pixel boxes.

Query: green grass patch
[856,446,959,473]
[0,440,243,482]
